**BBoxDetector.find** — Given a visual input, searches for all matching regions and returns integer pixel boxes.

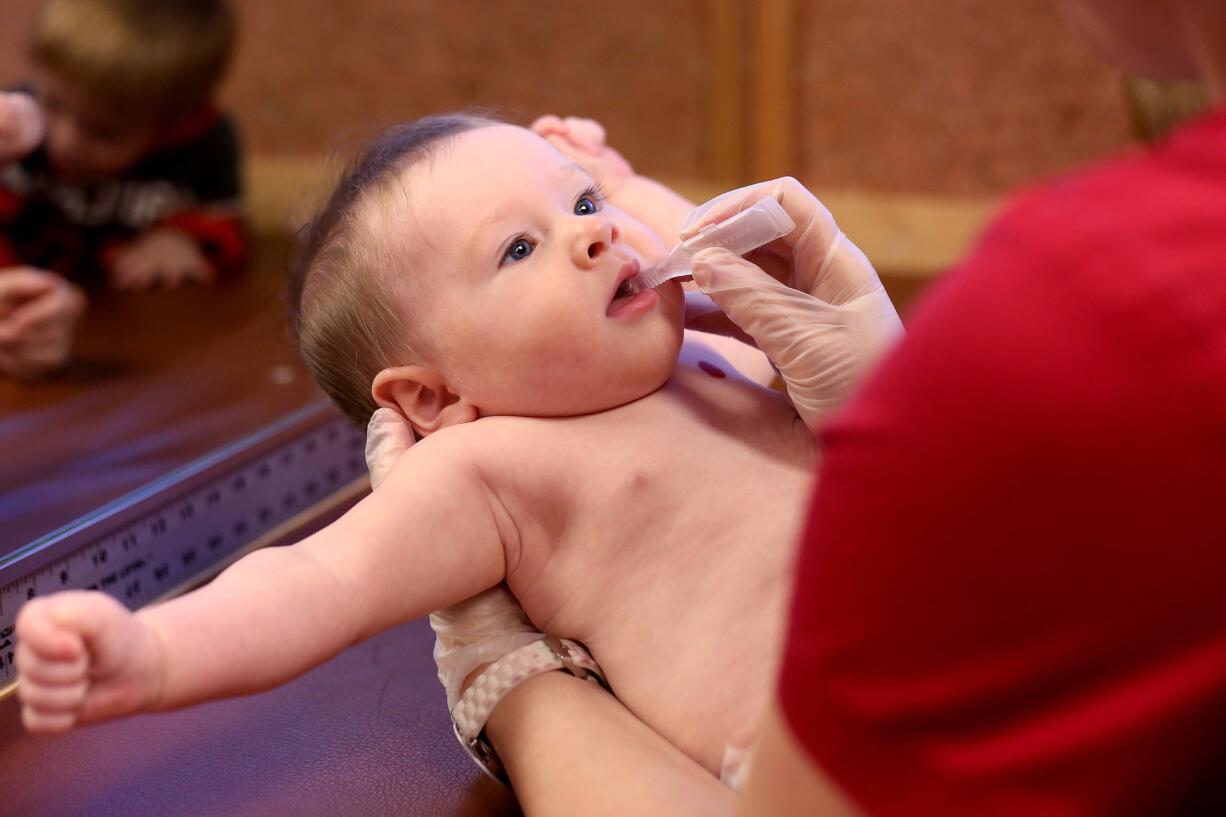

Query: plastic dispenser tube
[630,197,796,291]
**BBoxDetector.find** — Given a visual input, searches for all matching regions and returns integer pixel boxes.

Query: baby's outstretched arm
[16,441,507,733]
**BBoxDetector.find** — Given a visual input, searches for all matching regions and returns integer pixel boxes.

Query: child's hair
[29,0,235,123]
[287,113,499,426]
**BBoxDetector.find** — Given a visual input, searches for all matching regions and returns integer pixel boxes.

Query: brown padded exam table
[0,255,519,816]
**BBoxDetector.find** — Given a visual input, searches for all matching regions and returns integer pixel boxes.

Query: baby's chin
[503,340,682,420]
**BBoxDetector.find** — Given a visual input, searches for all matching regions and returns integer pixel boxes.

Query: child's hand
[0,92,45,164]
[15,591,163,734]
[0,267,86,378]
[531,115,636,196]
[109,229,215,291]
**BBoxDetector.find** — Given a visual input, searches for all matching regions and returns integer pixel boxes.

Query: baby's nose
[579,219,619,266]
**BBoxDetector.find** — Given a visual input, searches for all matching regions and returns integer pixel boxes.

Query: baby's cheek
[613,210,670,263]
[499,307,593,370]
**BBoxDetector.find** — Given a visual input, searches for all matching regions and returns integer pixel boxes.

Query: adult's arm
[481,672,864,817]
[485,671,737,817]
[0,267,85,377]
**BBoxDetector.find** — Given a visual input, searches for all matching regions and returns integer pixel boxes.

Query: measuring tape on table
[0,400,370,695]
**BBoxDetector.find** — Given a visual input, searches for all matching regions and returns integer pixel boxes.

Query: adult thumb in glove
[691,246,902,431]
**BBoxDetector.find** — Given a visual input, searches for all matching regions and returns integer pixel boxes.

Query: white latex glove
[681,178,904,430]
[366,408,584,709]
[0,267,86,378]
[0,92,45,163]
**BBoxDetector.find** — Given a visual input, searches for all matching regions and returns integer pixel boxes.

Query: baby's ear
[371,365,478,437]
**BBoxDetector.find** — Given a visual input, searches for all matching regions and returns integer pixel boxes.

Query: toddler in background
[0,0,246,291]
[15,112,900,788]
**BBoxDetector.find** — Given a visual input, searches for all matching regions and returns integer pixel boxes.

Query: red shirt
[781,107,1226,817]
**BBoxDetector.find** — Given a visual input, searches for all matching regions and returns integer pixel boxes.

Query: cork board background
[1,0,1134,196]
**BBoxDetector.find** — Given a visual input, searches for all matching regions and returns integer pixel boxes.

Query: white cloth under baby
[721,743,754,792]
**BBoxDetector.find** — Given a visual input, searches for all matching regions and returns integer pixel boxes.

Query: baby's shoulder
[395,417,593,531]
[408,415,572,478]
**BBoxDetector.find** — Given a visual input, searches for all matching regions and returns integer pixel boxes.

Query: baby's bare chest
[493,368,816,643]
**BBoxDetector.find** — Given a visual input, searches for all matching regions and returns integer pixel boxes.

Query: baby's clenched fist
[14,591,162,735]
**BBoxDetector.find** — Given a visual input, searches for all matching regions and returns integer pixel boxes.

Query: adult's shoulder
[961,106,1226,308]
[787,111,1226,815]
[816,108,1226,507]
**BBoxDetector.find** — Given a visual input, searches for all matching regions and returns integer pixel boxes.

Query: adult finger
[0,268,60,308]
[9,284,84,334]
[679,178,820,250]
[366,407,416,488]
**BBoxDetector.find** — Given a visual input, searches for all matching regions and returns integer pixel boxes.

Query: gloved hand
[682,178,904,430]
[366,408,590,709]
[0,92,44,164]
[0,267,86,378]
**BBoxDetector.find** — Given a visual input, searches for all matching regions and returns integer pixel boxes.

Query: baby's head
[289,114,685,434]
[28,0,235,180]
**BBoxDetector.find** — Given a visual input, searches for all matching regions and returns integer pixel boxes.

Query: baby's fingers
[529,114,565,136]
[561,117,606,153]
[531,115,606,157]
[21,705,78,735]
[17,676,88,714]
[15,598,87,662]
[109,261,146,291]
[15,639,87,685]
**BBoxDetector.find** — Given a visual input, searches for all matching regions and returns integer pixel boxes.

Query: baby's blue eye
[574,196,600,216]
[503,238,535,265]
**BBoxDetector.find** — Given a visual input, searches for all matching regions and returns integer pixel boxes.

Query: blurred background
[2,0,1195,306]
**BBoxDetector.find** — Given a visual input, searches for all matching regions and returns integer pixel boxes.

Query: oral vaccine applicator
[631,197,796,291]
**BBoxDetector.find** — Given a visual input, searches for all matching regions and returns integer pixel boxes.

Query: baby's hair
[287,112,501,426]
[29,0,235,123]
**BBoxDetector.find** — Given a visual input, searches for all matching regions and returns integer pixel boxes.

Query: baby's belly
[584,559,790,773]
[541,504,805,774]
[501,360,816,774]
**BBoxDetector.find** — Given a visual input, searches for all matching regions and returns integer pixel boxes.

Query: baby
[14,114,891,779]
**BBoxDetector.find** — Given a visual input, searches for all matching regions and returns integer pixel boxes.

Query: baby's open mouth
[608,260,641,314]
[610,257,647,314]
[610,278,636,308]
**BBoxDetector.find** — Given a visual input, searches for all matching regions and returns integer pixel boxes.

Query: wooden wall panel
[223,0,710,179]
[1,0,711,178]
[793,0,1134,195]
[1,0,1140,196]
